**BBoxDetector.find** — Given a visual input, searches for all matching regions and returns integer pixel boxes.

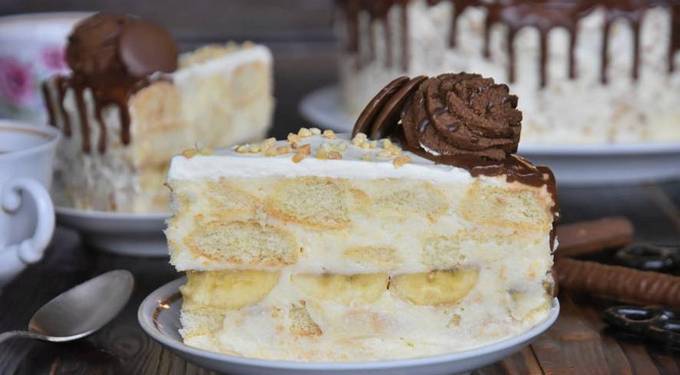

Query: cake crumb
[448,314,462,328]
[322,129,336,139]
[393,155,411,168]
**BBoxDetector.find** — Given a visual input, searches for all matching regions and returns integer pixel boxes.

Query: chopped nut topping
[310,127,321,135]
[327,151,342,160]
[315,149,329,160]
[235,144,259,153]
[393,155,411,168]
[298,144,312,155]
[297,128,312,138]
[262,137,276,148]
[264,147,278,157]
[292,152,307,163]
[352,132,368,146]
[287,133,300,146]
[181,149,199,158]
[322,129,336,139]
[276,145,292,155]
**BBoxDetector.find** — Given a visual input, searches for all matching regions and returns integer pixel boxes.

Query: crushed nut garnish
[297,128,312,138]
[322,129,336,139]
[310,127,321,135]
[393,155,411,168]
[235,144,259,153]
[262,137,276,148]
[287,132,300,146]
[276,145,292,155]
[292,152,307,163]
[181,149,199,158]
[298,144,312,155]
[352,132,368,146]
[327,151,342,160]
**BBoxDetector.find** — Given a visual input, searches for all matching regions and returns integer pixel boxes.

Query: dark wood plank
[530,294,612,375]
[475,347,543,375]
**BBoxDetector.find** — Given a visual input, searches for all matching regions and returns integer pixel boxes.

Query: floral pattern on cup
[0,57,34,107]
[0,45,69,124]
[41,46,67,71]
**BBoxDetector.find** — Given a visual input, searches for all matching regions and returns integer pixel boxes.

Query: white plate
[139,277,560,375]
[299,85,680,186]
[55,206,169,257]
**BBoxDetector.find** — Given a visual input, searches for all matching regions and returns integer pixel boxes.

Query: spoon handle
[0,330,44,344]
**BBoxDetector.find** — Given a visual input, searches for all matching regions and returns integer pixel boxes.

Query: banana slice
[291,273,388,304]
[181,270,279,310]
[390,269,478,306]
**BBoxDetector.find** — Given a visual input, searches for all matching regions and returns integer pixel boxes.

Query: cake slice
[42,13,273,212]
[165,73,558,361]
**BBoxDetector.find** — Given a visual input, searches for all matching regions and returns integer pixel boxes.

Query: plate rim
[299,85,680,156]
[55,205,169,221]
[138,276,560,371]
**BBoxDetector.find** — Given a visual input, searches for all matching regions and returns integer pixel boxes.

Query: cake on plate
[42,13,273,212]
[336,0,680,145]
[165,72,558,361]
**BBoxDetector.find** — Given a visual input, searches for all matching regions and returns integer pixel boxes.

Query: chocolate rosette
[402,73,521,161]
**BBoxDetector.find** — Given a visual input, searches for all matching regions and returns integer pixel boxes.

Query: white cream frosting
[168,134,525,187]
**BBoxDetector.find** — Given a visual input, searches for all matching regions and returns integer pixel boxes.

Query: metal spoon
[0,270,134,343]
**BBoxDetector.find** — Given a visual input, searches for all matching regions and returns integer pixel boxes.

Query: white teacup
[0,12,89,125]
[0,120,59,285]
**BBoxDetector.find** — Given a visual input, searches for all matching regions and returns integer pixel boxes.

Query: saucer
[299,85,680,186]
[139,277,560,375]
[55,206,169,257]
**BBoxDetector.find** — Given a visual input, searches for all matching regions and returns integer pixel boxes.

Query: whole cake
[42,13,273,212]
[336,0,680,144]
[165,73,558,361]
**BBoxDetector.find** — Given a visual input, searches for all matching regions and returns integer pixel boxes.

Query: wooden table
[1,3,680,372]
[1,181,678,375]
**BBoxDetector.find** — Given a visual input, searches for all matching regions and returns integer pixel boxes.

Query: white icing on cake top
[168,133,499,184]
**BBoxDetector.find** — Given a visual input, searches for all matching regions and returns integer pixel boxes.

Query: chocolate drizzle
[338,0,411,70]
[669,3,680,72]
[338,0,680,86]
[352,73,560,247]
[43,13,177,153]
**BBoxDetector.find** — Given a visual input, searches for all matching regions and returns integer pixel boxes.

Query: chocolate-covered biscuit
[555,258,680,308]
[352,76,409,137]
[556,216,634,257]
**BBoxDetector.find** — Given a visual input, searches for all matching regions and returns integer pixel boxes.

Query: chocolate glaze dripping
[400,2,410,71]
[41,82,56,128]
[55,76,72,136]
[669,3,679,72]
[73,84,91,153]
[338,0,680,86]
